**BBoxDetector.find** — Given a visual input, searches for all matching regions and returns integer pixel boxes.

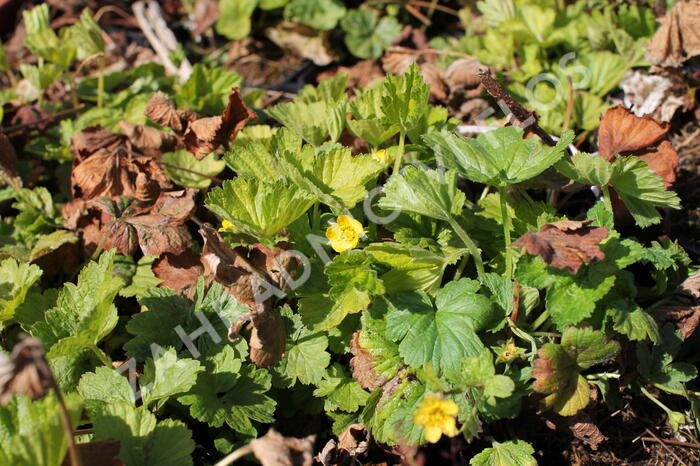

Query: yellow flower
[413,396,460,443]
[218,219,236,233]
[371,149,394,165]
[325,215,364,253]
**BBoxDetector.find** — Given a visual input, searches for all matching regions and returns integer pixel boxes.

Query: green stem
[498,187,513,279]
[97,55,105,108]
[508,320,537,360]
[91,346,112,367]
[447,217,484,276]
[530,311,550,331]
[640,385,674,416]
[37,57,44,108]
[311,202,320,232]
[602,185,613,214]
[586,372,620,381]
[453,254,469,281]
[392,131,406,176]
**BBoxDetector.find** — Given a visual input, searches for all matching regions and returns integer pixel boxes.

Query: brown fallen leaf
[192,0,220,37]
[182,88,257,159]
[647,0,700,68]
[0,337,52,405]
[315,423,403,466]
[152,249,203,297]
[144,92,195,134]
[266,22,337,67]
[349,331,386,391]
[119,121,177,153]
[597,107,679,186]
[443,59,483,94]
[512,220,608,274]
[69,126,171,201]
[246,429,315,466]
[653,270,700,339]
[232,310,287,368]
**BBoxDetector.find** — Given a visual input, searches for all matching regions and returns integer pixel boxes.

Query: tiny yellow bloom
[218,219,236,233]
[413,396,460,443]
[325,215,364,253]
[371,149,394,165]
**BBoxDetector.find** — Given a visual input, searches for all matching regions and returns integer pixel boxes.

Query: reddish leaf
[512,220,608,274]
[152,249,203,297]
[598,107,669,161]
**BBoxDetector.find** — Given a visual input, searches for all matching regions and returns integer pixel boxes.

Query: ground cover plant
[0,0,699,464]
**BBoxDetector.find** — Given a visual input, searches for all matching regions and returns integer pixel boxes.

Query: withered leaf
[119,121,177,153]
[0,337,52,405]
[512,220,608,274]
[144,92,195,134]
[240,310,286,368]
[653,270,700,339]
[647,0,700,67]
[638,140,679,186]
[152,249,203,297]
[349,331,385,391]
[247,429,315,466]
[598,107,669,162]
[182,88,257,159]
[444,59,483,93]
[337,424,370,457]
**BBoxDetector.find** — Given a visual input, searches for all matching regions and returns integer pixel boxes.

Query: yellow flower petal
[423,426,443,443]
[326,216,364,253]
[442,399,459,416]
[218,220,236,233]
[441,417,459,437]
[372,149,394,165]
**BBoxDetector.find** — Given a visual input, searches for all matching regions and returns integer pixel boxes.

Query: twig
[562,76,574,132]
[387,45,476,60]
[409,0,460,16]
[477,68,557,147]
[132,1,192,82]
[640,437,700,450]
[642,428,687,466]
[0,105,85,135]
[404,4,431,25]
[214,444,253,466]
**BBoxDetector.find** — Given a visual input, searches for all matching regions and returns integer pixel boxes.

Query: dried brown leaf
[638,140,679,186]
[248,429,315,466]
[647,0,700,67]
[0,338,52,405]
[598,107,669,161]
[247,310,286,368]
[349,331,386,391]
[444,59,483,93]
[119,121,177,153]
[144,92,195,134]
[152,249,203,297]
[512,220,608,274]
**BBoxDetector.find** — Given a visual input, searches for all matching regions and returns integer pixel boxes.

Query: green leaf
[382,63,430,135]
[19,63,63,92]
[341,8,402,59]
[215,0,257,40]
[385,290,486,374]
[0,258,42,328]
[32,250,122,389]
[297,73,348,104]
[163,149,225,188]
[284,0,346,30]
[450,351,515,406]
[606,300,660,343]
[379,166,465,222]
[366,242,451,295]
[205,177,314,243]
[299,251,384,331]
[347,87,399,147]
[175,64,243,115]
[29,230,78,263]
[141,348,202,408]
[362,377,427,445]
[470,440,536,466]
[610,156,681,227]
[424,127,574,187]
[266,99,347,146]
[68,8,105,60]
[556,153,613,186]
[476,0,516,27]
[78,366,136,405]
[358,299,403,380]
[313,363,370,412]
[637,324,698,393]
[125,288,192,360]
[119,256,163,298]
[274,306,331,386]
[435,278,496,332]
[92,402,195,466]
[0,393,83,466]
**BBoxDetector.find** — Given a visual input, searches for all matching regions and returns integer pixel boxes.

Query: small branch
[477,68,557,147]
[214,444,253,466]
[404,4,431,25]
[641,428,687,466]
[409,0,460,16]
[0,105,85,135]
[640,436,700,450]
[387,46,476,60]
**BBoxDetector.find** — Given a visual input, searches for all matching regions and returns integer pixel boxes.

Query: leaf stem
[453,254,469,281]
[447,217,484,276]
[311,202,320,232]
[392,131,406,176]
[91,346,112,367]
[97,55,105,108]
[530,311,549,331]
[498,187,513,278]
[508,320,537,360]
[214,445,253,466]
[602,185,613,215]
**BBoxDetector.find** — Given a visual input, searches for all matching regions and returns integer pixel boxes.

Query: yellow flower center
[371,149,394,165]
[413,396,460,443]
[325,215,364,253]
